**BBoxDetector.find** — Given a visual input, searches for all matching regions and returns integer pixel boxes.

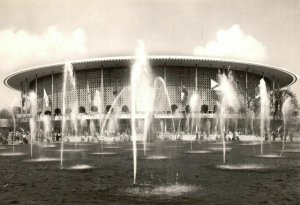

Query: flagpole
[245,68,248,109]
[195,64,198,93]
[25,78,28,117]
[35,74,38,114]
[52,71,54,114]
[86,80,90,115]
[21,81,24,121]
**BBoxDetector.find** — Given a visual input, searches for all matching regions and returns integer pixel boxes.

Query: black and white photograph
[0,0,300,204]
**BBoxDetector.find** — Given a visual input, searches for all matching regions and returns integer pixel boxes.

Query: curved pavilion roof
[4,56,297,91]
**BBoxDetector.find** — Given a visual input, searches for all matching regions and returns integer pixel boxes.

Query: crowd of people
[0,124,298,144]
[0,130,29,144]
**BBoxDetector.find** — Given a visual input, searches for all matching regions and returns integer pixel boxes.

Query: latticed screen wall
[166,67,194,109]
[103,67,130,112]
[198,68,218,108]
[30,66,267,113]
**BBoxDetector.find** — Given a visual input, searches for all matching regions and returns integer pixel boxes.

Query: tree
[12,106,21,115]
[281,89,299,116]
[0,109,12,119]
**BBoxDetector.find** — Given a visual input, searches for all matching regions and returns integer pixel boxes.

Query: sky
[0,0,300,109]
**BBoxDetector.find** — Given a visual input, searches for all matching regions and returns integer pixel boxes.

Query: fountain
[93,89,104,134]
[61,62,79,166]
[25,157,61,162]
[145,155,169,160]
[130,41,154,184]
[0,105,25,158]
[153,76,176,134]
[3,42,300,204]
[100,87,128,135]
[125,184,198,197]
[41,114,53,147]
[217,69,240,163]
[258,78,270,155]
[189,92,198,151]
[29,92,37,157]
[66,164,94,170]
[184,92,211,154]
[217,164,273,171]
[280,96,293,156]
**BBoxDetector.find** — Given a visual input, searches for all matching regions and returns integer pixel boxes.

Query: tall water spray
[259,78,270,155]
[93,90,103,131]
[218,70,240,163]
[248,109,255,139]
[29,92,37,157]
[153,77,175,133]
[280,96,292,156]
[101,87,128,135]
[61,62,78,166]
[71,103,79,147]
[90,120,96,138]
[189,92,199,151]
[8,109,17,153]
[42,114,51,145]
[131,41,153,184]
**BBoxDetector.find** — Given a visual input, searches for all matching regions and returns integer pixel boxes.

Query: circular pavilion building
[4,56,297,136]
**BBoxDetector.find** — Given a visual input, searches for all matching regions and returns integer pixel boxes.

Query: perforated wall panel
[29,65,269,114]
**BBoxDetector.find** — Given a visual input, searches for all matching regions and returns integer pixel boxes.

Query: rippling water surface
[0,141,299,204]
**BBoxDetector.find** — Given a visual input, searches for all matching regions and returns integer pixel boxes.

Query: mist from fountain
[80,117,87,137]
[259,78,270,155]
[93,89,104,133]
[61,62,78,166]
[130,41,154,185]
[41,114,52,147]
[189,92,199,151]
[153,77,176,134]
[71,103,79,148]
[218,70,240,164]
[90,120,96,138]
[97,86,129,156]
[249,109,255,140]
[29,91,38,157]
[11,110,16,152]
[280,96,293,156]
[100,87,128,135]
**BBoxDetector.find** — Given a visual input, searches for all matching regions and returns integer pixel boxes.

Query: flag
[43,89,50,107]
[211,79,220,91]
[22,94,30,111]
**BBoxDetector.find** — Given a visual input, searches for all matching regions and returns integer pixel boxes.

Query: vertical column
[56,74,58,109]
[244,68,248,134]
[21,81,24,117]
[35,75,38,114]
[272,76,275,98]
[101,65,104,112]
[85,71,88,114]
[25,78,28,116]
[245,68,248,108]
[74,68,78,113]
[195,64,198,92]
[35,75,37,94]
[51,71,54,114]
[277,79,280,119]
[272,76,275,119]
[164,63,167,113]
[163,63,167,83]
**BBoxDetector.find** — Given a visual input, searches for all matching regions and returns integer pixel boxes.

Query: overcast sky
[0,0,300,109]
